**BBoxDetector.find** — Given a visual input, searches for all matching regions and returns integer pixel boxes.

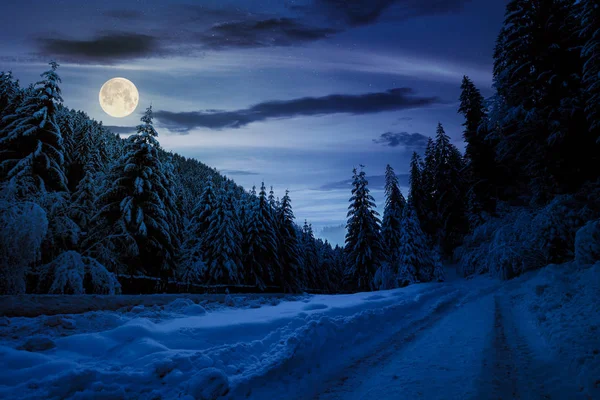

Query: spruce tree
[276,190,302,292]
[0,61,67,197]
[243,182,278,290]
[381,164,405,270]
[70,162,97,233]
[302,219,319,289]
[397,204,431,285]
[432,123,467,253]
[344,166,383,292]
[203,187,242,284]
[88,106,178,278]
[493,0,590,202]
[459,76,497,215]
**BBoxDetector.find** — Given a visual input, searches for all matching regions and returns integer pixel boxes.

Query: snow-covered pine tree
[203,187,242,285]
[70,161,97,233]
[242,182,279,290]
[268,186,276,210]
[408,151,425,216]
[459,76,497,216]
[381,164,406,271]
[344,166,383,292]
[303,221,320,290]
[276,190,302,292]
[493,0,589,203]
[397,203,431,285]
[432,123,467,253]
[0,71,21,133]
[0,61,68,197]
[181,176,217,270]
[87,106,178,279]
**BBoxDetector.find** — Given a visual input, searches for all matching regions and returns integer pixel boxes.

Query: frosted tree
[0,199,48,294]
[87,106,179,278]
[381,164,406,270]
[0,61,67,197]
[302,220,320,289]
[243,182,279,290]
[70,162,98,232]
[493,0,588,202]
[433,123,467,253]
[275,190,302,292]
[181,176,216,277]
[0,71,21,132]
[459,76,496,216]
[397,204,430,285]
[203,187,243,284]
[344,166,383,292]
[37,251,121,295]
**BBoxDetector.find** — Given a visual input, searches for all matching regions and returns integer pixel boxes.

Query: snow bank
[0,281,463,399]
[504,261,600,398]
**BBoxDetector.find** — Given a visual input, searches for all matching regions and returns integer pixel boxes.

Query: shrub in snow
[456,195,600,279]
[0,199,48,294]
[37,251,121,294]
[373,262,397,290]
[19,336,56,352]
[575,220,600,264]
[187,368,229,400]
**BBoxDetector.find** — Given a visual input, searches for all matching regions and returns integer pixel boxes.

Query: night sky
[0,0,508,244]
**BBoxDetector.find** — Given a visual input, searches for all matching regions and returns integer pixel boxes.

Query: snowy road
[1,263,599,400]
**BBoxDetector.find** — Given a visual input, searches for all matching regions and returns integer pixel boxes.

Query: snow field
[0,281,457,399]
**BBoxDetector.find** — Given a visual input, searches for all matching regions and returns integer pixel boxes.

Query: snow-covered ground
[1,263,599,400]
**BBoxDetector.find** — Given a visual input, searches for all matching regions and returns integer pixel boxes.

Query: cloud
[373,131,429,148]
[36,33,161,63]
[105,125,137,135]
[154,88,440,131]
[198,18,339,50]
[102,10,143,19]
[318,174,410,191]
[26,1,474,64]
[221,170,260,176]
[294,0,472,27]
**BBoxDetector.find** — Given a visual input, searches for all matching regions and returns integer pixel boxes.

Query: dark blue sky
[0,0,507,243]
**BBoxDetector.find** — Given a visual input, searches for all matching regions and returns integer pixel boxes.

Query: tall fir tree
[432,123,467,253]
[88,106,179,279]
[381,164,406,270]
[459,76,497,216]
[203,187,242,284]
[344,166,383,292]
[243,182,279,289]
[0,61,67,197]
[493,0,591,203]
[276,190,302,292]
[397,204,431,285]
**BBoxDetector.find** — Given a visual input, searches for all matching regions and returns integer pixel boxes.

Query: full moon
[99,77,139,118]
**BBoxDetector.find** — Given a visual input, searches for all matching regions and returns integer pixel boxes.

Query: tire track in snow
[476,296,587,400]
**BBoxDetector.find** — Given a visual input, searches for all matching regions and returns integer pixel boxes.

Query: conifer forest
[1,1,600,399]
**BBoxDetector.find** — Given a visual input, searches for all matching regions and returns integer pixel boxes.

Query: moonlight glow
[99,77,139,118]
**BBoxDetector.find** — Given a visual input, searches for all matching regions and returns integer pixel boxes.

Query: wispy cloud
[22,0,474,64]
[154,88,441,132]
[221,170,260,176]
[36,33,162,64]
[373,131,429,149]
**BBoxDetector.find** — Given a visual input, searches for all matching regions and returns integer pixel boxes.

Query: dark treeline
[2,0,600,295]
